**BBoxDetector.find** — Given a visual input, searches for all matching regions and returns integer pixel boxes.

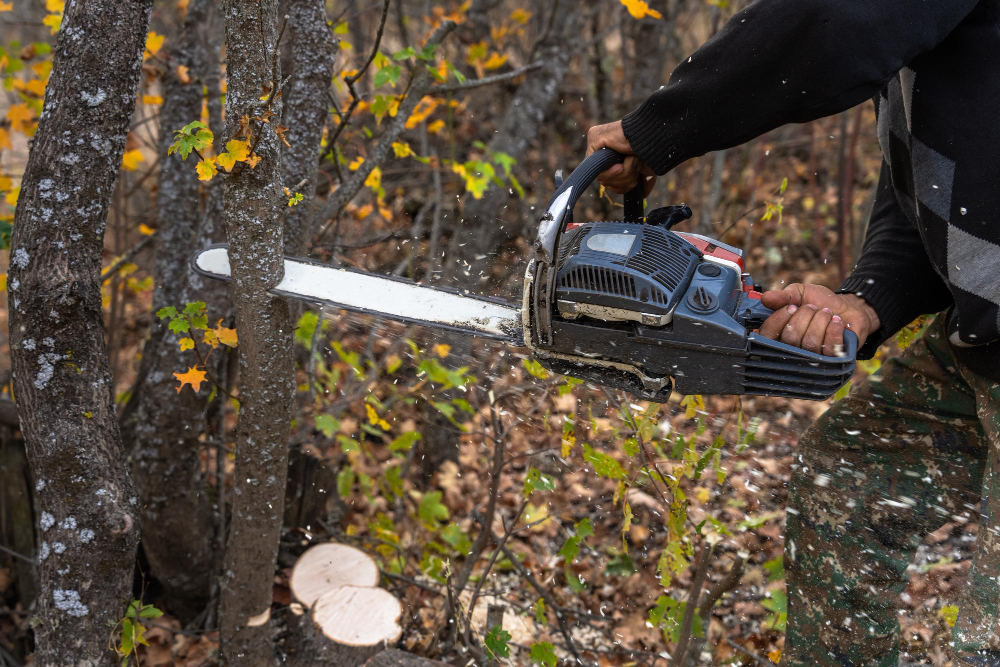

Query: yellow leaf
[7,104,33,134]
[196,157,217,181]
[5,187,19,207]
[144,32,165,59]
[561,432,575,458]
[178,337,195,352]
[25,79,46,97]
[433,343,451,358]
[42,13,61,34]
[0,3,12,11]
[365,403,380,426]
[523,503,551,532]
[138,223,155,236]
[483,53,508,70]
[427,119,445,134]
[680,394,705,420]
[0,173,9,192]
[213,320,238,347]
[121,149,145,171]
[364,167,381,190]
[176,64,191,84]
[224,139,249,162]
[391,141,412,159]
[620,0,662,19]
[177,0,189,15]
[404,96,438,129]
[510,9,531,23]
[174,366,207,393]
[768,650,782,664]
[46,0,64,11]
[217,151,237,171]
[143,94,163,105]
[0,128,10,150]
[353,204,373,220]
[694,486,710,503]
[246,153,261,168]
[377,200,392,221]
[0,274,6,291]
[348,156,364,171]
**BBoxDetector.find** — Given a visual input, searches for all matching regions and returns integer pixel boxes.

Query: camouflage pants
[783,316,1000,666]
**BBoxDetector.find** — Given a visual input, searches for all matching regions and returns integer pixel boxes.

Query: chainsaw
[191,148,857,401]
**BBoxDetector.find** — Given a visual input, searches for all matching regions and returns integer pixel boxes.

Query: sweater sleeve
[622,0,980,175]
[837,162,953,359]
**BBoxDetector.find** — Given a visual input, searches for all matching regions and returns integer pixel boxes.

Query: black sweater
[623,0,1000,381]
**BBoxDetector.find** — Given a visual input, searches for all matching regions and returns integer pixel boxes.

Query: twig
[101,233,156,284]
[724,638,772,666]
[428,62,543,94]
[672,542,713,666]
[315,20,457,240]
[326,0,392,150]
[0,542,35,564]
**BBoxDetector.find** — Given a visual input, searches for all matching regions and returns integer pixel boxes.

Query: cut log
[291,585,403,666]
[364,648,451,667]
[290,542,379,608]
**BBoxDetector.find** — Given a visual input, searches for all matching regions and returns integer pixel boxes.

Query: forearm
[624,0,979,174]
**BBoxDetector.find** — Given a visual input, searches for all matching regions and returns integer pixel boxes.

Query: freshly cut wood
[290,543,379,608]
[312,585,403,647]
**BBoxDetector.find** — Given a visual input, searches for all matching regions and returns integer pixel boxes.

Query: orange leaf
[174,366,207,393]
[213,320,238,347]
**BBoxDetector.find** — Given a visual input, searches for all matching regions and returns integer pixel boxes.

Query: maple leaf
[196,157,217,181]
[121,149,145,171]
[174,366,207,393]
[7,104,33,134]
[144,32,165,60]
[212,320,238,347]
[178,337,195,352]
[246,153,261,168]
[620,0,662,19]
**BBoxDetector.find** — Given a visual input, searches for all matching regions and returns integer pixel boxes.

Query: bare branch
[427,62,543,94]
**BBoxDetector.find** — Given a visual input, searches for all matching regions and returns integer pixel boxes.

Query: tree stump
[286,543,403,666]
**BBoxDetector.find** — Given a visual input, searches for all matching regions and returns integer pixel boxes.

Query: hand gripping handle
[546,147,645,224]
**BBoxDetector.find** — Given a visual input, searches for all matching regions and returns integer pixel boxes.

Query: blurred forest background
[0,0,967,665]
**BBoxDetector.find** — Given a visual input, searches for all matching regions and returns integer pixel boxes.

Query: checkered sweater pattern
[622,0,1000,380]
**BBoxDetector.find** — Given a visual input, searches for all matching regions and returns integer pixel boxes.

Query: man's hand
[759,284,880,355]
[586,120,656,196]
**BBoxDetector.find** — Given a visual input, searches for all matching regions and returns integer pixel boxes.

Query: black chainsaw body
[525,148,857,401]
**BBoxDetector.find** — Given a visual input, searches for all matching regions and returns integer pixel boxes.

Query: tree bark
[125,0,216,621]
[6,0,152,663]
[281,0,337,255]
[219,0,295,662]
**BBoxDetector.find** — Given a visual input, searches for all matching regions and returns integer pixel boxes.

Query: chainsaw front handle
[536,148,644,264]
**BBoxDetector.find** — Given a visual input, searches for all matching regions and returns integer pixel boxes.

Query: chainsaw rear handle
[746,299,860,362]
[536,148,644,263]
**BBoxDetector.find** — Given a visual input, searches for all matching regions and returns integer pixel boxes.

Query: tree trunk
[125,0,216,621]
[6,1,152,663]
[281,0,337,255]
[219,0,295,662]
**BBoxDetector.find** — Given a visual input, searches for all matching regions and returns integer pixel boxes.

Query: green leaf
[155,306,177,320]
[418,490,449,529]
[121,617,135,655]
[558,517,593,563]
[762,589,787,631]
[940,604,959,628]
[183,301,207,316]
[373,65,401,88]
[485,625,512,660]
[137,604,163,619]
[334,21,349,34]
[446,60,466,84]
[583,444,625,480]
[168,317,190,334]
[524,467,555,497]
[315,414,339,438]
[534,597,546,624]
[565,569,586,593]
[530,642,557,667]
[337,466,355,497]
[832,381,851,402]
[337,434,359,454]
[393,46,416,60]
[605,550,636,577]
[441,522,472,553]
[763,556,784,582]
[522,358,550,380]
[417,43,438,61]
[389,431,421,453]
[557,376,583,396]
[296,311,319,347]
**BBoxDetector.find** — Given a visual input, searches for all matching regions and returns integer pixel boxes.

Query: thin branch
[672,542,713,667]
[101,233,156,283]
[427,62,543,94]
[0,542,35,564]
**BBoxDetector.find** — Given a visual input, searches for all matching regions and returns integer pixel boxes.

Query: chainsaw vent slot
[558,265,636,299]
[625,228,695,293]
[744,335,855,400]
[558,225,590,264]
